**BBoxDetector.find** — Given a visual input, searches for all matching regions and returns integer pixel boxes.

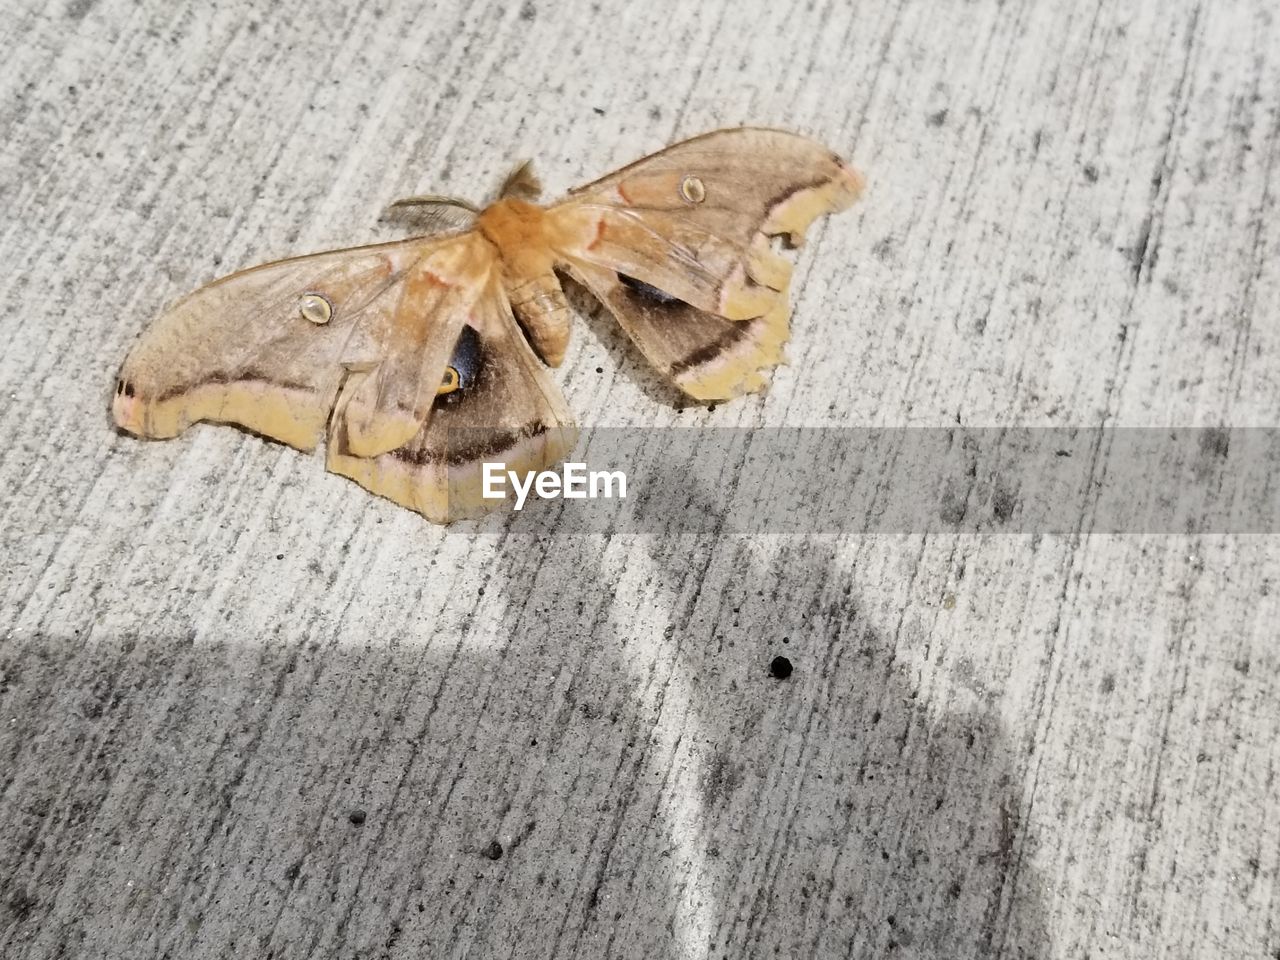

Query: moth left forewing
[326,283,577,522]
[549,202,794,399]
[547,128,864,400]
[552,203,764,318]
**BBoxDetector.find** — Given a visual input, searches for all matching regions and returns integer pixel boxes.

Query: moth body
[112,128,865,522]
[478,197,572,367]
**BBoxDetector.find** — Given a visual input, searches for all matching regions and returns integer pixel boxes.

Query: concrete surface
[2,0,1279,957]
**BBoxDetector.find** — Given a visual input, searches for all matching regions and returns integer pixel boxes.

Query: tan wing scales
[545,128,864,399]
[113,232,495,456]
[326,279,577,521]
[112,127,861,523]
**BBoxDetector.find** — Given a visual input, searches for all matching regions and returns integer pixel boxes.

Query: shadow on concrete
[0,509,1049,959]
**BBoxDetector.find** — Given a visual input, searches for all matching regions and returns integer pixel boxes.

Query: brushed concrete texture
[2,0,1279,958]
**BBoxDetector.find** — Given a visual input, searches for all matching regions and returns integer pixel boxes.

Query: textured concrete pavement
[2,1,1279,957]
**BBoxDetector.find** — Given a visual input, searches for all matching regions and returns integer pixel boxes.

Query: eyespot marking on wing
[436,324,482,399]
[299,293,333,325]
[679,175,706,204]
[438,367,461,395]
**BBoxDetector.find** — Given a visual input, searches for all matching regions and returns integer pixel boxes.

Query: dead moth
[112,128,866,522]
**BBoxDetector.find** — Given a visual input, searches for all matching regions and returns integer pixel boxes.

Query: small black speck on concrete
[769,656,793,680]
[348,809,367,826]
[481,839,504,861]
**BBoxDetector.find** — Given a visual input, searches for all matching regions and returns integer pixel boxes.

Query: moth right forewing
[114,236,447,450]
[340,233,498,457]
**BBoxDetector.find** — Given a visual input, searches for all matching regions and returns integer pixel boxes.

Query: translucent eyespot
[679,175,706,204]
[437,366,461,396]
[299,293,333,324]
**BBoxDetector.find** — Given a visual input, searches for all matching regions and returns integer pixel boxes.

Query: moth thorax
[477,197,549,254]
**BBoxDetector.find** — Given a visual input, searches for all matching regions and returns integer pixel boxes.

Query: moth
[112,128,865,522]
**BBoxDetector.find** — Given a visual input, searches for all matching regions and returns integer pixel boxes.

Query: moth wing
[340,236,495,457]
[113,232,494,456]
[326,280,578,523]
[546,127,864,400]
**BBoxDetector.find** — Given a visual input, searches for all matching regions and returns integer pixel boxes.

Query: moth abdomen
[506,274,570,368]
